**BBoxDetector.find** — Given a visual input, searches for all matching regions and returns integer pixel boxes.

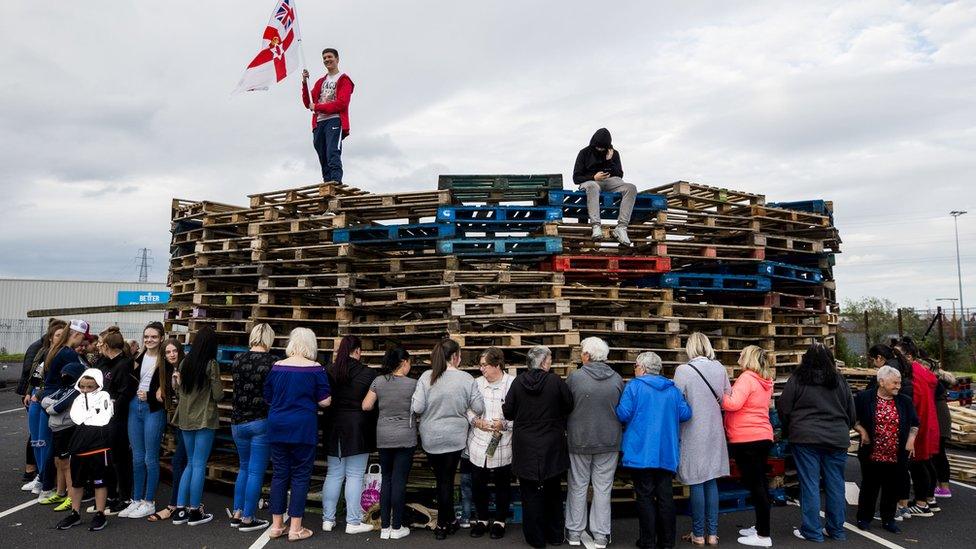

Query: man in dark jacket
[572,128,638,245]
[853,366,918,533]
[564,337,624,548]
[503,346,574,548]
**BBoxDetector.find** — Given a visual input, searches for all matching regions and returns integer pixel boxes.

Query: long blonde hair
[739,345,773,380]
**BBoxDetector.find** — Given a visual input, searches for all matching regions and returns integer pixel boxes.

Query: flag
[234,0,301,93]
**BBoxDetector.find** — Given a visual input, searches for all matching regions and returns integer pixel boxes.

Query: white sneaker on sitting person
[612,226,632,245]
[346,522,373,534]
[591,225,602,239]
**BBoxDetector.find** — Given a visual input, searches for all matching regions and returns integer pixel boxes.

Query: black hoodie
[572,128,624,184]
[502,368,574,480]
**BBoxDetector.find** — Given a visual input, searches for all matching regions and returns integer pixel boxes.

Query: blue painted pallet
[437,205,562,230]
[216,345,249,365]
[679,489,754,515]
[437,237,562,256]
[548,189,667,221]
[768,199,831,217]
[948,389,974,400]
[637,273,772,292]
[758,261,823,284]
[333,223,456,246]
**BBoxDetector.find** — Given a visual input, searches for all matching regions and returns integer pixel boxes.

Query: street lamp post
[950,211,967,340]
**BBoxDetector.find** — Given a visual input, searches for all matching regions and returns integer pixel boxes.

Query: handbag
[360,463,382,512]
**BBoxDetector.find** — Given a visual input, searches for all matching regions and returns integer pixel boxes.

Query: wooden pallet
[947,453,976,479]
[451,298,570,317]
[171,198,244,222]
[543,255,671,277]
[645,181,765,212]
[671,303,773,324]
[247,182,368,210]
[764,235,825,254]
[353,284,459,307]
[437,174,563,203]
[329,190,453,221]
[449,331,580,347]
[661,240,766,261]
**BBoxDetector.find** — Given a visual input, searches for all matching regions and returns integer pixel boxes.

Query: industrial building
[0,279,169,354]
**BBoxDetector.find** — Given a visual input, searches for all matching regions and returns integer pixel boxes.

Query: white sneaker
[390,527,410,539]
[612,226,632,245]
[322,520,335,532]
[591,225,602,239]
[346,522,374,534]
[129,500,155,519]
[118,499,143,518]
[380,527,391,539]
[739,526,757,537]
[21,476,41,492]
[737,533,772,547]
[36,489,55,502]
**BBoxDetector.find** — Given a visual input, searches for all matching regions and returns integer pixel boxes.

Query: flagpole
[292,0,308,71]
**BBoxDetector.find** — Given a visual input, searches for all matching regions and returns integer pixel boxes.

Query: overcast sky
[1,0,974,311]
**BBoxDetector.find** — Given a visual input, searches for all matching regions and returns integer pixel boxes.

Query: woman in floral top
[230,323,278,532]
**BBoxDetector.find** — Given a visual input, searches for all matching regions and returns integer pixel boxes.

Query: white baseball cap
[69,319,91,336]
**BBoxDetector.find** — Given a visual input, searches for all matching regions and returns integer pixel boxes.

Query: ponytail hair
[430,338,460,385]
[332,335,362,385]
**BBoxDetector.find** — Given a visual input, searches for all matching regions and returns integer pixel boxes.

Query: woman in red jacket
[722,346,774,548]
[896,338,940,517]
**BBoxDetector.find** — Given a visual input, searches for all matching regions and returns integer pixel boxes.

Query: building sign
[117,291,171,306]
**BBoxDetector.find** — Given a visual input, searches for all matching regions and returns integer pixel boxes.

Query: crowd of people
[15,318,958,547]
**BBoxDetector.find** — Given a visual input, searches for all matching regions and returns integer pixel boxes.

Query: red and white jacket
[302,73,355,137]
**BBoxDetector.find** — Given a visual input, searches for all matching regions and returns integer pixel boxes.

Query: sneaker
[856,519,870,530]
[39,492,67,505]
[906,504,934,517]
[89,512,107,531]
[459,518,471,528]
[490,522,506,540]
[591,225,603,239]
[882,521,901,534]
[792,528,820,542]
[434,527,447,540]
[118,499,143,518]
[172,507,189,525]
[129,501,155,519]
[36,489,55,502]
[238,518,270,532]
[612,226,632,246]
[53,497,73,512]
[322,520,335,532]
[22,470,37,483]
[567,531,582,546]
[381,527,392,539]
[739,526,757,537]
[56,511,82,530]
[20,476,40,492]
[188,507,214,526]
[470,521,487,538]
[390,526,411,539]
[934,487,952,498]
[899,506,912,520]
[82,487,95,503]
[926,499,941,512]
[346,522,373,534]
[593,534,608,549]
[106,499,128,516]
[230,517,241,528]
[737,533,772,547]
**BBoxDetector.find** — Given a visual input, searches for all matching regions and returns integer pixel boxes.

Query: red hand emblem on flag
[246,26,295,82]
[234,0,302,93]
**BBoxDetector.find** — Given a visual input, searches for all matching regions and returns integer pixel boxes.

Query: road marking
[0,407,26,415]
[950,480,976,491]
[819,510,906,549]
[248,514,288,549]
[0,499,38,519]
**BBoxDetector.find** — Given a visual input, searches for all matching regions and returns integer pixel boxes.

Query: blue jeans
[689,479,719,538]
[323,452,369,524]
[168,427,187,507]
[270,443,315,518]
[28,397,55,491]
[232,419,270,520]
[312,119,343,183]
[178,428,215,508]
[792,443,848,541]
[128,399,166,501]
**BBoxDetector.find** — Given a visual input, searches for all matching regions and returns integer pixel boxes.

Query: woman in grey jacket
[411,339,485,540]
[673,333,731,546]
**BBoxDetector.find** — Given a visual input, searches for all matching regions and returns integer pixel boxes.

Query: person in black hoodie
[502,346,574,548]
[96,326,137,515]
[572,128,638,246]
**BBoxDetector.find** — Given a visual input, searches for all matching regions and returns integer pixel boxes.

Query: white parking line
[0,407,26,415]
[950,480,976,491]
[0,499,38,519]
[819,510,906,549]
[247,532,271,549]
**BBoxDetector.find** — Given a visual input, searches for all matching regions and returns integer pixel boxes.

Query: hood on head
[519,368,550,394]
[61,362,87,385]
[589,128,612,149]
[74,367,105,392]
[582,361,617,381]
[634,373,676,391]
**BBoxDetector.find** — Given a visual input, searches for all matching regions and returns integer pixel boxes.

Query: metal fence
[0,318,153,355]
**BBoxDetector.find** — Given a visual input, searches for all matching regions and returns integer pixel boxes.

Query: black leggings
[471,463,512,524]
[730,440,773,537]
[909,459,936,501]
[428,450,461,528]
[379,447,414,529]
[932,438,950,484]
[26,436,36,467]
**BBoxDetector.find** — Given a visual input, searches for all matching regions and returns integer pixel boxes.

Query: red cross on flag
[234,0,302,93]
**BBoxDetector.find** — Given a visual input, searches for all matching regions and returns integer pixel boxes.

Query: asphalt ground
[0,387,973,549]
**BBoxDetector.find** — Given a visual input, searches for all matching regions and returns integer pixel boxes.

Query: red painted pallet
[542,255,671,277]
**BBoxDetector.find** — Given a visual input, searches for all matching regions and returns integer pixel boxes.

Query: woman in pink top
[722,346,774,548]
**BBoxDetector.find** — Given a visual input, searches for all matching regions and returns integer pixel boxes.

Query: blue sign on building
[117,291,171,306]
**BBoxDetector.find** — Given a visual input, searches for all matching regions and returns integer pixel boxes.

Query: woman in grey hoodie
[673,333,731,546]
[411,339,484,540]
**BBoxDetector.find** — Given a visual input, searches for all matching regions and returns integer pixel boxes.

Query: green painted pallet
[438,174,563,203]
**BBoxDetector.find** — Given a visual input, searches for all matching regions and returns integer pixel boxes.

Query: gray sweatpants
[579,177,638,226]
[565,451,618,538]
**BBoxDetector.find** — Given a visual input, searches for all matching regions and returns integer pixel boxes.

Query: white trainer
[591,225,602,239]
[739,526,757,537]
[380,527,391,539]
[390,527,410,539]
[612,226,632,245]
[118,500,143,518]
[346,522,373,534]
[129,500,155,519]
[21,476,41,492]
[737,533,772,547]
[36,489,55,503]
[322,520,335,532]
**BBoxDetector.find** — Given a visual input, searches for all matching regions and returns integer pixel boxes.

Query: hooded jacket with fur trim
[68,368,115,455]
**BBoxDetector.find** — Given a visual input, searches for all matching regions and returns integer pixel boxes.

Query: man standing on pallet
[302,48,355,183]
[573,128,637,245]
